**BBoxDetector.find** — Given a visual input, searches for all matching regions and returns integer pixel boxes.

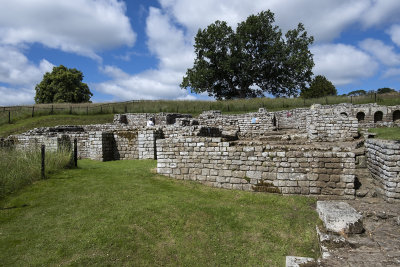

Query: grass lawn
[0,114,114,138]
[369,127,400,140]
[0,160,320,266]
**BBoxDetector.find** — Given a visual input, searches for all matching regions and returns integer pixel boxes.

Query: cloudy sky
[1,0,400,106]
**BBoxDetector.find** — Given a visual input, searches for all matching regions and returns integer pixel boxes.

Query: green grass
[0,160,320,266]
[369,127,400,140]
[0,114,114,138]
[0,147,72,199]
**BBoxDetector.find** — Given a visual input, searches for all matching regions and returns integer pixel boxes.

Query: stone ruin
[2,103,400,203]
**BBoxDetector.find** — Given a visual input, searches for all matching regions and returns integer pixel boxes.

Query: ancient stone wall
[365,139,400,202]
[307,110,358,142]
[114,113,192,126]
[274,108,309,130]
[157,137,356,199]
[197,110,275,137]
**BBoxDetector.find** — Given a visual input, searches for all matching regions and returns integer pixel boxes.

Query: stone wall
[114,113,192,126]
[307,110,358,142]
[157,137,356,199]
[197,110,275,137]
[365,139,400,202]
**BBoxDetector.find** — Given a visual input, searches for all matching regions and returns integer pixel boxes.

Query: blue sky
[1,0,400,106]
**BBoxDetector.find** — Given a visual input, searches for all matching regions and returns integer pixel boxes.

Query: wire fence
[1,93,399,126]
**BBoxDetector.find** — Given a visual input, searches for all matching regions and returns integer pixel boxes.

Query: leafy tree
[35,65,92,103]
[347,90,367,96]
[377,87,396,94]
[300,75,337,98]
[181,10,314,99]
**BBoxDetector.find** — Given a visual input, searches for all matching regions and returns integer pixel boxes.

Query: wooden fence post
[8,111,11,124]
[51,105,54,114]
[73,138,78,167]
[41,144,45,179]
[32,106,34,117]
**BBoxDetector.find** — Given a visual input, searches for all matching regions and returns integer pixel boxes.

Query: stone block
[316,201,363,234]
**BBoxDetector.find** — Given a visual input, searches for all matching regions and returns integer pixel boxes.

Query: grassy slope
[0,114,114,138]
[0,160,320,266]
[369,127,400,140]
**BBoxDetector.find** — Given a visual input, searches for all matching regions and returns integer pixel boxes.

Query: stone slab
[317,201,363,234]
[285,256,315,267]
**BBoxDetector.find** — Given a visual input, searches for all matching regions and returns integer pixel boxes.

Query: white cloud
[0,46,53,86]
[95,65,190,100]
[382,68,400,78]
[0,0,136,60]
[360,0,400,27]
[359,38,400,66]
[0,86,34,106]
[146,7,195,71]
[159,0,373,42]
[387,24,400,47]
[94,8,195,100]
[312,43,379,85]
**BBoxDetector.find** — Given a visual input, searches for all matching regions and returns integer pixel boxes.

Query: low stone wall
[307,111,358,142]
[157,137,356,199]
[365,139,400,202]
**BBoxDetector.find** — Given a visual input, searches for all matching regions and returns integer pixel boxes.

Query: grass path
[0,160,320,266]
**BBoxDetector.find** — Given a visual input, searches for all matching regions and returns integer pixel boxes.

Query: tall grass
[0,147,72,198]
[1,92,400,126]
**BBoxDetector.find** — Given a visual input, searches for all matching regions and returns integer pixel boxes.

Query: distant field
[0,159,320,266]
[0,114,114,138]
[1,92,400,127]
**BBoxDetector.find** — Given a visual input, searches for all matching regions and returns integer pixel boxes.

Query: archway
[393,110,400,122]
[356,112,365,122]
[374,111,383,123]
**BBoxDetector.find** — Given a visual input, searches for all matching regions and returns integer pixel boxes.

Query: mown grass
[369,127,400,140]
[0,160,320,266]
[0,147,72,199]
[0,114,114,138]
[2,92,400,126]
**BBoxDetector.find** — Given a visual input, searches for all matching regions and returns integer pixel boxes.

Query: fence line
[0,94,399,126]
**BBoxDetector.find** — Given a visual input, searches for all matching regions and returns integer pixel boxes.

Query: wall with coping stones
[306,110,358,142]
[156,137,356,199]
[365,139,400,202]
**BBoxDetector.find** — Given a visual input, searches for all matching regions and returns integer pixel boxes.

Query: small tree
[300,75,337,99]
[377,87,396,94]
[347,90,367,96]
[35,65,92,103]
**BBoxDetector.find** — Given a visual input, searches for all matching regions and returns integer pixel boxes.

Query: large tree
[300,75,337,98]
[34,65,92,103]
[180,10,314,99]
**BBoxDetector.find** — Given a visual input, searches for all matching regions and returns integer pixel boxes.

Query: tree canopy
[300,75,337,99]
[180,10,314,99]
[34,65,92,104]
[346,90,367,96]
[377,87,396,94]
